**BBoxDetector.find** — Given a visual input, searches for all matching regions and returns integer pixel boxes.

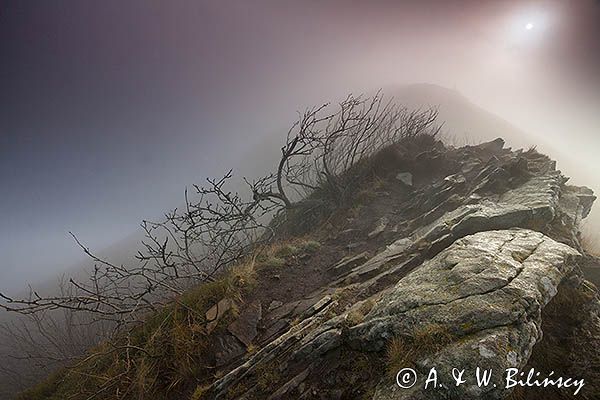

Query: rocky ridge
[201,138,599,400]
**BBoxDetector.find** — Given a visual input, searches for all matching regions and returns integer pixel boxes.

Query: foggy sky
[1,0,600,292]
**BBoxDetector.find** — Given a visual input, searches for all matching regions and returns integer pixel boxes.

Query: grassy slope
[17,239,325,400]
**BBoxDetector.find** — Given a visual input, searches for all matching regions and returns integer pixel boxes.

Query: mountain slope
[201,138,600,400]
[18,137,600,400]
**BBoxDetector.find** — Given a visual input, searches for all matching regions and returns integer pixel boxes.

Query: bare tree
[0,92,441,400]
[0,92,440,328]
[272,92,440,207]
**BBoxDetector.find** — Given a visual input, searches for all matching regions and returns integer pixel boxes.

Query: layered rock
[204,139,598,400]
[357,229,579,399]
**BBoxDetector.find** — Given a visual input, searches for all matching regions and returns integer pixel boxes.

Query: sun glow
[501,7,555,47]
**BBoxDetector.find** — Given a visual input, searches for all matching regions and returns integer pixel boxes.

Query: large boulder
[353,229,580,399]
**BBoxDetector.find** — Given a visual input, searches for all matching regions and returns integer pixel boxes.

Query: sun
[525,22,534,30]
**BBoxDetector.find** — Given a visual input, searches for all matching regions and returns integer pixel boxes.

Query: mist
[1,0,599,294]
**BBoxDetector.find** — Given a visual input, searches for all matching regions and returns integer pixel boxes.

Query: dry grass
[299,240,321,253]
[355,176,387,204]
[255,238,321,269]
[344,298,376,327]
[385,324,455,378]
[255,362,282,393]
[16,236,323,400]
[189,384,210,400]
[17,255,260,400]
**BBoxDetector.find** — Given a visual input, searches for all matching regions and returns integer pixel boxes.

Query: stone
[214,229,582,399]
[261,319,289,343]
[346,241,366,250]
[210,298,338,398]
[478,137,505,153]
[335,228,359,240]
[333,238,412,284]
[267,300,299,321]
[395,172,413,186]
[338,168,570,286]
[351,229,580,399]
[444,173,466,185]
[228,301,262,347]
[268,300,284,311]
[214,334,246,367]
[368,217,389,238]
[206,298,233,334]
[267,368,311,400]
[330,251,370,272]
[296,295,333,320]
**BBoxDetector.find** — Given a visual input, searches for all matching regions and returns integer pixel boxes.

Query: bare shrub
[0,92,440,337]
[0,92,441,399]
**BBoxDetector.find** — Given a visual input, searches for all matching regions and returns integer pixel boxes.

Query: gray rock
[368,217,389,238]
[353,229,579,344]
[268,300,300,321]
[478,137,505,153]
[335,228,359,240]
[211,298,339,398]
[228,301,262,347]
[339,169,571,287]
[257,228,581,400]
[267,368,311,400]
[444,173,466,185]
[346,241,367,250]
[396,172,413,186]
[331,251,371,272]
[261,319,290,343]
[297,295,333,320]
[337,238,412,283]
[221,230,581,399]
[268,300,284,311]
[556,185,597,244]
[214,334,246,367]
[206,298,233,334]
[351,229,580,399]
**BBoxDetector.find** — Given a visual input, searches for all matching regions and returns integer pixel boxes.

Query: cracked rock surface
[355,229,579,399]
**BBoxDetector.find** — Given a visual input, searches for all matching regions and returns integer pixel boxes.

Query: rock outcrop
[202,139,599,400]
[358,229,579,399]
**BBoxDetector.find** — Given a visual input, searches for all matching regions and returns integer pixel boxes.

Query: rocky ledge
[202,139,600,400]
